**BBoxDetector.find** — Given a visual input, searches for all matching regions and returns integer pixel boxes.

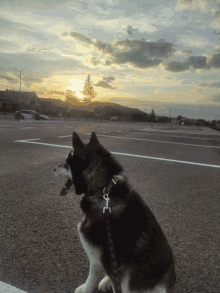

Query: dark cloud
[0,74,17,83]
[200,82,208,86]
[165,54,220,72]
[210,94,220,102]
[213,31,220,35]
[165,60,190,72]
[207,53,220,68]
[210,81,220,87]
[102,39,173,68]
[115,39,174,58]
[95,80,116,89]
[126,25,139,36]
[94,40,115,54]
[187,56,207,69]
[64,32,175,69]
[95,76,116,90]
[103,76,115,82]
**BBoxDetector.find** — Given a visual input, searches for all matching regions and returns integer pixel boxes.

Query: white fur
[98,276,113,292]
[54,164,72,180]
[75,222,103,293]
[121,273,167,293]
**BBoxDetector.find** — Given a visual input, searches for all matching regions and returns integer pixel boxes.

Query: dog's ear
[72,132,84,148]
[89,132,100,146]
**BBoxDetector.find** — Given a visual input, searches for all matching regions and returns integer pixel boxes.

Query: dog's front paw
[75,284,86,293]
[99,276,112,292]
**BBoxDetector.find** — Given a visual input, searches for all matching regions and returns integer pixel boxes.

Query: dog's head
[54,132,123,196]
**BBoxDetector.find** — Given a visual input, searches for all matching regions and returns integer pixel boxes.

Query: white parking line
[58,135,72,138]
[19,127,34,129]
[133,130,220,141]
[138,128,212,135]
[13,140,220,168]
[0,281,27,293]
[14,140,71,148]
[97,134,220,149]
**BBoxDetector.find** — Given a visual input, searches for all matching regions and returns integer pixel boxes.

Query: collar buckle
[102,176,121,214]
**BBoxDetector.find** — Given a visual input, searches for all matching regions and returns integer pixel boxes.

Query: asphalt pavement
[0,119,220,293]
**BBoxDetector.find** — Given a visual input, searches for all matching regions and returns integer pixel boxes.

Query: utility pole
[20,71,22,92]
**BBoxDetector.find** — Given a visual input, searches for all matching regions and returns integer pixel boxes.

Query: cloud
[95,80,116,89]
[1,0,74,10]
[64,32,175,69]
[103,76,115,82]
[165,54,220,72]
[209,94,220,102]
[207,53,220,68]
[213,30,220,35]
[126,25,139,36]
[187,55,207,68]
[210,81,220,87]
[63,32,92,44]
[0,14,49,42]
[95,76,116,89]
[0,74,17,83]
[165,60,190,72]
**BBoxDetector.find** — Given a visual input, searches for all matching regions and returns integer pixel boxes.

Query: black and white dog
[55,132,176,293]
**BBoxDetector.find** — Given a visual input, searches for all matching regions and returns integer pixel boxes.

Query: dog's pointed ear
[72,132,84,148]
[89,132,100,146]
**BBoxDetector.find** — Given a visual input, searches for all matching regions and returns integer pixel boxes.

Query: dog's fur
[55,132,176,293]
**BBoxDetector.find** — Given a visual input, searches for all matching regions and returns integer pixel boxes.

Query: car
[15,110,49,120]
[39,114,49,120]
[111,116,118,121]
[15,110,37,120]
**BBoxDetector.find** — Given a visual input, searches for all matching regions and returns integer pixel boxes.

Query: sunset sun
[68,78,85,99]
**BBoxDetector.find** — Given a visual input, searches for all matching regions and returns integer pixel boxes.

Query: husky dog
[54,132,176,293]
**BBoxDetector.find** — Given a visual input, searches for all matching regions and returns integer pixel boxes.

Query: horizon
[0,0,220,120]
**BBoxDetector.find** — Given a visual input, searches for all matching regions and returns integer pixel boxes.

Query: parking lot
[1,119,220,293]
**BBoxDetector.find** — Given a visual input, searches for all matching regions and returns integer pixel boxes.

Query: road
[0,119,220,293]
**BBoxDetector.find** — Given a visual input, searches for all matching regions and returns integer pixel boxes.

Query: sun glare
[68,78,85,99]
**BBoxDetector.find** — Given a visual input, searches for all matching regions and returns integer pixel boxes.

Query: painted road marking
[0,281,27,292]
[19,127,34,129]
[13,140,70,148]
[96,134,220,149]
[133,130,220,141]
[58,135,72,138]
[138,128,218,136]
[13,139,220,168]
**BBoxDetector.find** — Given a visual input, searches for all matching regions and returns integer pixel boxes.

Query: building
[0,90,39,112]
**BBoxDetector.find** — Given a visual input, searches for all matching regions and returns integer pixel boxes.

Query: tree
[82,74,97,104]
[150,108,155,122]
[65,90,79,105]
[176,115,183,120]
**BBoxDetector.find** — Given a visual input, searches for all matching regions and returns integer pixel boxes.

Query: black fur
[67,132,176,291]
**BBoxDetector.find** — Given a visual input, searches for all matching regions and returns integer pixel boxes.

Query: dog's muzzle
[54,164,73,196]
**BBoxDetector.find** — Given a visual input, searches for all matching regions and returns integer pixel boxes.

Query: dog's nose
[54,167,57,172]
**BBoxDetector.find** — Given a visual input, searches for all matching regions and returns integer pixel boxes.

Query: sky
[0,0,220,120]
